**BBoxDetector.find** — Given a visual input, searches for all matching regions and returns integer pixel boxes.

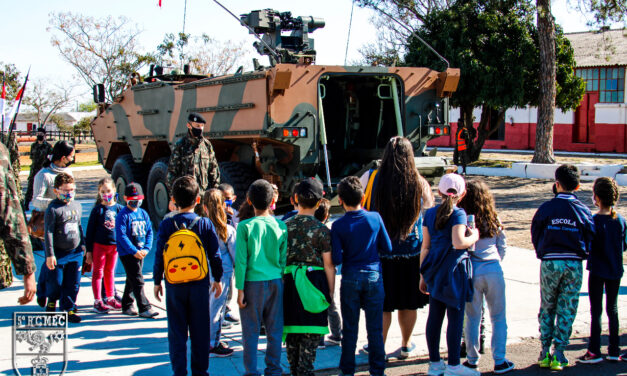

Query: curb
[19,165,105,176]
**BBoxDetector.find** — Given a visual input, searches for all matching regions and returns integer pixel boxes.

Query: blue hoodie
[116,207,153,256]
[531,193,595,260]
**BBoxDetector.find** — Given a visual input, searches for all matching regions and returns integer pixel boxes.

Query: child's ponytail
[436,193,456,230]
[593,177,619,219]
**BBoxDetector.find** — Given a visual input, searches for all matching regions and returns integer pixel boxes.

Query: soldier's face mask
[190,126,203,138]
[37,134,45,141]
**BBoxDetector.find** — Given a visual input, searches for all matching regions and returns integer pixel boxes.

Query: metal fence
[13,130,95,144]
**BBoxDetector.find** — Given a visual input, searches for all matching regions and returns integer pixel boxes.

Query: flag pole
[8,67,30,141]
[1,74,5,136]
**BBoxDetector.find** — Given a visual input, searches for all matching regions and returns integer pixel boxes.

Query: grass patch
[21,160,102,171]
[469,159,513,168]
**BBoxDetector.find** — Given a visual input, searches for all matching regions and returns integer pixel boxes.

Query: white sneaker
[444,364,480,376]
[427,360,446,376]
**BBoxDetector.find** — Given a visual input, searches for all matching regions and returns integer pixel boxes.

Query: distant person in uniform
[0,142,37,304]
[454,120,470,176]
[167,112,220,214]
[25,127,53,210]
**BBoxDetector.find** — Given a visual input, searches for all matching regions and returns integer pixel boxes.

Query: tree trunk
[532,0,557,164]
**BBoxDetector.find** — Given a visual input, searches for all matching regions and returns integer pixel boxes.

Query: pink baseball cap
[438,173,466,196]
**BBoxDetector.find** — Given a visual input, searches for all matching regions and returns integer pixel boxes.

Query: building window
[575,67,625,103]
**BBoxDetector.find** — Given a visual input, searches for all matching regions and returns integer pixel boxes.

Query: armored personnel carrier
[91,8,460,224]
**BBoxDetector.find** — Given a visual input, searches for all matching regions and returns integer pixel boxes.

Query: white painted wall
[595,103,627,124]
[451,106,574,124]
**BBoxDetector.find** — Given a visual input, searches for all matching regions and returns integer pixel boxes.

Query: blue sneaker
[399,342,417,359]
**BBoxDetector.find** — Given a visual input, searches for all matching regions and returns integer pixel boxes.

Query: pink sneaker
[106,297,122,310]
[93,300,112,314]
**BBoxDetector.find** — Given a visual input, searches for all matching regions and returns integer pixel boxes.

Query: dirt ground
[21,166,627,251]
[465,176,627,250]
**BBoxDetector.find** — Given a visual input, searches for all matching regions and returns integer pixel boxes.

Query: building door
[573,92,598,143]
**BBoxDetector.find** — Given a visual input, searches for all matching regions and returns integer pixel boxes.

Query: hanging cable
[344,0,355,65]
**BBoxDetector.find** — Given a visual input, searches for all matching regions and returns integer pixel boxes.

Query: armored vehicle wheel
[147,158,170,226]
[219,161,259,210]
[111,155,146,205]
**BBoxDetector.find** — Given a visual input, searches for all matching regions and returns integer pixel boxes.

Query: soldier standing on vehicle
[25,127,53,210]
[0,142,37,304]
[454,120,470,176]
[166,113,220,209]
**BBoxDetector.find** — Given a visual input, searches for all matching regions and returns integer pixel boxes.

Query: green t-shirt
[235,215,288,290]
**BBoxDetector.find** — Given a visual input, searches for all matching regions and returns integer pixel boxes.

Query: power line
[344,0,355,65]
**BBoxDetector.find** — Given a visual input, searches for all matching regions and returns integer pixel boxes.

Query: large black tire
[147,157,170,227]
[111,155,146,206]
[219,161,259,210]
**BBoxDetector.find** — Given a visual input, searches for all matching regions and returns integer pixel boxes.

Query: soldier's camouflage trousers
[538,259,583,351]
[286,333,321,376]
[0,240,14,289]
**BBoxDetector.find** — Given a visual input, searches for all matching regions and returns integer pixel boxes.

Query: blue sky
[0,0,607,104]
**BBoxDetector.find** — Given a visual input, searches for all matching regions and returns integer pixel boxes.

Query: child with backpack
[331,176,392,376]
[154,176,224,376]
[116,182,158,318]
[531,164,595,370]
[85,177,124,313]
[458,179,514,374]
[419,173,479,376]
[43,172,85,323]
[235,179,287,376]
[578,177,626,363]
[202,188,236,357]
[283,179,334,375]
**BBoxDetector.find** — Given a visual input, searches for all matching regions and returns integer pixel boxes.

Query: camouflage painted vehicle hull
[92,64,459,222]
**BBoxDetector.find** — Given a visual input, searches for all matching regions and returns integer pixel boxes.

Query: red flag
[159,0,162,7]
[5,84,24,122]
[0,80,5,129]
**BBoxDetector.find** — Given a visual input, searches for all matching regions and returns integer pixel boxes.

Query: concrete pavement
[1,200,626,375]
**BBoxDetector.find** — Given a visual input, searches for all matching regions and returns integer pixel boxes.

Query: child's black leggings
[588,274,621,356]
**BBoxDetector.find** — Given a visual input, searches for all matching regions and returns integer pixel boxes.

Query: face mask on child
[102,193,117,204]
[128,200,142,208]
[270,203,276,211]
[225,199,233,207]
[57,191,75,203]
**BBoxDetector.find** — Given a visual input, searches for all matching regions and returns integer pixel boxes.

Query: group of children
[41,174,159,322]
[36,161,625,376]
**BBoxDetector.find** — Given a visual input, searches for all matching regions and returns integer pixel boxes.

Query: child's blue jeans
[339,269,386,376]
[46,249,82,311]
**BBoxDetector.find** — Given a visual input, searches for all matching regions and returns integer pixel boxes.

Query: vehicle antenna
[344,0,355,65]
[212,0,281,62]
[371,5,449,69]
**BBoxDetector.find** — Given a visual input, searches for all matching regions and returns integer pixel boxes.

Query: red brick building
[429,28,627,153]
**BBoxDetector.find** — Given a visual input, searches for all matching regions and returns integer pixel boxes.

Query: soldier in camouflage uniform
[25,127,53,210]
[166,112,220,212]
[1,131,22,201]
[283,179,334,376]
[0,141,37,304]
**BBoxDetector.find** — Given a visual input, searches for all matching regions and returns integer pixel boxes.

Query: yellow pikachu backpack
[163,217,208,284]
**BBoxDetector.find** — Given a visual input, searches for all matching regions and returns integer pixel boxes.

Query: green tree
[533,0,626,163]
[404,0,584,161]
[0,63,22,100]
[77,102,97,112]
[48,12,155,102]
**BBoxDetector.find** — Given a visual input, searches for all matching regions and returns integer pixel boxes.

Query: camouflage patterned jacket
[285,214,332,267]
[29,141,53,178]
[0,142,36,286]
[1,132,22,200]
[166,132,220,193]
